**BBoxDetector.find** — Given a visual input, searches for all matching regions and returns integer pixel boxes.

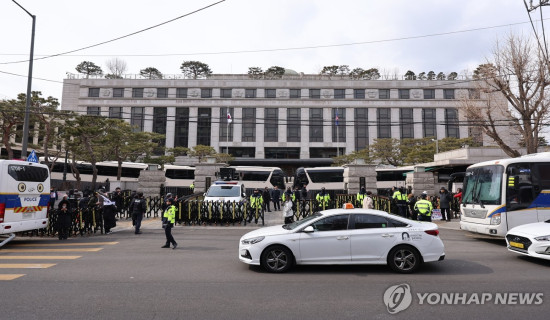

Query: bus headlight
[490,213,501,225]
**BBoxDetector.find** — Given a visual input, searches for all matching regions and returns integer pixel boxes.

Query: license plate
[509,241,524,249]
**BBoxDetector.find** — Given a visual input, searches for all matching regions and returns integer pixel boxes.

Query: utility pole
[12,0,36,158]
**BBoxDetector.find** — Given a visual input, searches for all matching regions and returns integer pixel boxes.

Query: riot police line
[18,190,393,238]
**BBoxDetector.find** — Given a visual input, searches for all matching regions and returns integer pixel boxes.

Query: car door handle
[336,236,349,240]
[381,234,394,238]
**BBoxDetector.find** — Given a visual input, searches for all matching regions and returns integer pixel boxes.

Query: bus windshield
[462,165,503,205]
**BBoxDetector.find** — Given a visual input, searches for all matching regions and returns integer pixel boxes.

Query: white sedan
[506,221,550,260]
[238,206,445,273]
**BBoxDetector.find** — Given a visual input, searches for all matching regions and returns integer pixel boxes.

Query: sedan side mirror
[302,226,314,233]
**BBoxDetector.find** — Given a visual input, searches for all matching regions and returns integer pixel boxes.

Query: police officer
[190,181,195,193]
[357,187,367,208]
[282,187,294,202]
[162,198,178,249]
[57,195,71,240]
[316,187,331,209]
[249,188,263,223]
[130,192,147,234]
[392,187,408,218]
[414,193,433,222]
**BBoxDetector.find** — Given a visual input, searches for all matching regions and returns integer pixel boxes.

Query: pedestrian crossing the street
[0,241,118,281]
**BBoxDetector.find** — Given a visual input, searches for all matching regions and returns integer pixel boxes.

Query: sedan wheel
[261,245,293,273]
[388,245,421,274]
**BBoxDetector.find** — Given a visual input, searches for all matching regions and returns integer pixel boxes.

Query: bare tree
[105,58,127,79]
[462,33,550,157]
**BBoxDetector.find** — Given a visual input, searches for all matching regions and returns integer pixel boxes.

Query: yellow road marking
[0,274,25,280]
[0,264,56,269]
[10,242,118,247]
[0,248,102,253]
[0,256,81,260]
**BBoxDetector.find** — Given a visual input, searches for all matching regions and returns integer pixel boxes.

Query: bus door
[506,164,538,229]
[533,163,550,222]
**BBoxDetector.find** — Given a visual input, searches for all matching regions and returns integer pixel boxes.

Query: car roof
[318,208,403,218]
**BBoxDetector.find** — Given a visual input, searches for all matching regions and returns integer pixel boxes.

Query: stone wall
[343,164,377,195]
[138,170,166,198]
[405,168,436,197]
[193,163,227,193]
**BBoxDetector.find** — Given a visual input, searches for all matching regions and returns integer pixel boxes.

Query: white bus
[164,165,195,187]
[230,166,286,190]
[1,160,50,246]
[42,157,147,182]
[460,152,550,237]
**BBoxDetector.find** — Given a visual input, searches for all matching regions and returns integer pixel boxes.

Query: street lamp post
[432,138,439,154]
[13,0,36,159]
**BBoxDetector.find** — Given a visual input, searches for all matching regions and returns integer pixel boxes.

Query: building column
[413,108,423,139]
[165,107,175,149]
[234,108,242,143]
[436,108,445,139]
[368,108,377,145]
[143,107,154,133]
[256,108,265,158]
[345,107,353,154]
[211,107,221,152]
[301,107,309,159]
[323,107,332,147]
[279,107,287,142]
[458,109,467,139]
[391,108,400,139]
[188,107,198,147]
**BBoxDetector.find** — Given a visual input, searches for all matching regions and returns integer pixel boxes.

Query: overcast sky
[0,0,545,102]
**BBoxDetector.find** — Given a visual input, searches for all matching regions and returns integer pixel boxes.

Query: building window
[153,108,167,155]
[244,89,256,98]
[309,89,320,99]
[157,88,168,98]
[221,89,232,98]
[468,89,480,99]
[132,88,144,98]
[332,108,346,143]
[377,108,391,138]
[175,108,189,148]
[226,147,255,158]
[445,108,459,138]
[131,107,144,132]
[289,89,301,99]
[400,109,414,139]
[398,89,410,99]
[422,108,436,138]
[176,88,188,98]
[87,107,100,115]
[264,108,278,142]
[201,88,212,98]
[88,88,100,97]
[379,89,390,99]
[354,89,365,99]
[309,108,323,142]
[264,147,300,159]
[354,108,368,151]
[113,88,124,98]
[334,89,345,99]
[109,107,122,119]
[424,89,435,99]
[287,108,301,142]
[242,108,256,142]
[197,108,211,145]
[219,107,234,143]
[444,89,455,99]
[265,89,276,98]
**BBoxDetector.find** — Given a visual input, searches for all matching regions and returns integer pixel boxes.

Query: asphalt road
[1,220,549,320]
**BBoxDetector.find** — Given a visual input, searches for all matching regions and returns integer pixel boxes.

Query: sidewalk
[433,219,461,231]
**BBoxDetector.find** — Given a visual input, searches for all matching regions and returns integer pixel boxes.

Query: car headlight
[490,213,501,225]
[241,236,265,245]
[534,235,550,242]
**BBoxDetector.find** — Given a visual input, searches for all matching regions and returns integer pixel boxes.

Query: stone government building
[61,71,512,173]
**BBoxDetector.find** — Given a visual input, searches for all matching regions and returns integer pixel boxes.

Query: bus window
[506,164,535,211]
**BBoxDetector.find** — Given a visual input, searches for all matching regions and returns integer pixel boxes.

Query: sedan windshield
[284,213,323,230]
[206,186,240,197]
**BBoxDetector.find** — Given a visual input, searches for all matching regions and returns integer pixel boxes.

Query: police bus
[0,160,50,246]
[460,152,550,237]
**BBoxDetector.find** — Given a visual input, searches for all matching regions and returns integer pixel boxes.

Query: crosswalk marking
[1,248,102,253]
[0,274,25,280]
[0,264,56,269]
[0,256,81,260]
[10,242,119,247]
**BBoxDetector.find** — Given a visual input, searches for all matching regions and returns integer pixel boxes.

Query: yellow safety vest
[414,199,433,216]
[164,205,176,223]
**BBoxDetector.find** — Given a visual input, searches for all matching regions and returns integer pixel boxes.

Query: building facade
[61,73,508,167]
